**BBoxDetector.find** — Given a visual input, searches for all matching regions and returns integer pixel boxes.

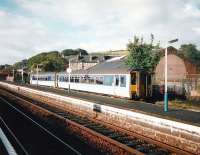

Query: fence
[153,74,200,100]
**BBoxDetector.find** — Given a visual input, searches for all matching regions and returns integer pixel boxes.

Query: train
[30,58,152,99]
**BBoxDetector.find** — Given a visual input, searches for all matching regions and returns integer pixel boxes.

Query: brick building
[153,46,200,98]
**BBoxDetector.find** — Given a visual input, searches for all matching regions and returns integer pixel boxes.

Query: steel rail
[0,89,144,155]
[0,117,29,155]
[0,97,82,155]
[1,87,195,155]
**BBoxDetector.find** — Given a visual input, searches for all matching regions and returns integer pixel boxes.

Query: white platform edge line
[0,128,18,155]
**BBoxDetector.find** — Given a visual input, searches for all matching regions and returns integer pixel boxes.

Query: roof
[66,55,113,63]
[33,57,145,75]
[69,57,132,74]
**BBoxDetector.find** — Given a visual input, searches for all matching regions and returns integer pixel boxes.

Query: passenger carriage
[30,58,152,99]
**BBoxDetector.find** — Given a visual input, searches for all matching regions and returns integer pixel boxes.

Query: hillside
[27,51,66,72]
[13,48,89,72]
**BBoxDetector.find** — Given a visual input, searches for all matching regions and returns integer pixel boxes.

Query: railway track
[0,116,28,155]
[0,92,101,155]
[0,88,192,155]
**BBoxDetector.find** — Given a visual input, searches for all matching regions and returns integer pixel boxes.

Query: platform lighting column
[164,38,178,112]
[67,59,72,93]
[21,68,24,83]
[37,64,39,87]
[12,69,15,82]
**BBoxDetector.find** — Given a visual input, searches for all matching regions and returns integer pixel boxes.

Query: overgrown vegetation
[27,51,66,72]
[61,48,88,57]
[126,35,161,71]
[126,35,200,72]
[27,48,88,72]
[178,44,200,68]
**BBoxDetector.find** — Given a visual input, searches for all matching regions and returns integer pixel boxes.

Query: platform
[1,81,200,154]
[11,82,200,127]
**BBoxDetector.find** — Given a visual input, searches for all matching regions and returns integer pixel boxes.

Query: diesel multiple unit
[30,58,152,99]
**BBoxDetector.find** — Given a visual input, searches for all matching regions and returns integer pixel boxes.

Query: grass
[156,99,200,111]
[170,99,200,110]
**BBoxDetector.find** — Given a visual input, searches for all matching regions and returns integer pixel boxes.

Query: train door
[131,72,137,98]
[139,72,152,98]
[113,75,119,95]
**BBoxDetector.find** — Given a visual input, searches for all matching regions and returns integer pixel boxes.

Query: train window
[115,75,119,86]
[131,73,136,85]
[80,76,87,83]
[120,76,126,87]
[88,76,95,84]
[74,76,79,83]
[48,76,51,81]
[96,76,103,85]
[52,76,55,81]
[70,76,74,82]
[32,76,36,80]
[65,76,69,82]
[59,76,64,82]
[103,75,113,86]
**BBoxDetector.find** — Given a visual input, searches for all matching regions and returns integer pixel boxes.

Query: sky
[0,0,200,65]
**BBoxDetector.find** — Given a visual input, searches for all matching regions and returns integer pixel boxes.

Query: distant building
[68,54,113,71]
[153,46,200,98]
[0,70,10,80]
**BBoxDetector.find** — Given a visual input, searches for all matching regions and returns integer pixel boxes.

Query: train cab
[130,71,152,99]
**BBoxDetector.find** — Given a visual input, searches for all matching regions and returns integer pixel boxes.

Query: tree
[27,51,67,72]
[126,35,160,71]
[179,44,200,67]
[13,59,28,69]
[61,48,88,57]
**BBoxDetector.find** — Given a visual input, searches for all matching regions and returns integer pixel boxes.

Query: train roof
[60,57,141,75]
[33,57,145,75]
[73,57,131,74]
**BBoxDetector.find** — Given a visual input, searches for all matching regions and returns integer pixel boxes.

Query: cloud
[183,3,200,17]
[193,27,200,34]
[0,0,200,64]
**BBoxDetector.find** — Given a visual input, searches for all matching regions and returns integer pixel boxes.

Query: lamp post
[21,68,24,83]
[67,59,72,93]
[164,38,178,112]
[12,69,15,82]
[37,64,39,87]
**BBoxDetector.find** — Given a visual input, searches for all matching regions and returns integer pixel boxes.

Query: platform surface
[3,82,200,126]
